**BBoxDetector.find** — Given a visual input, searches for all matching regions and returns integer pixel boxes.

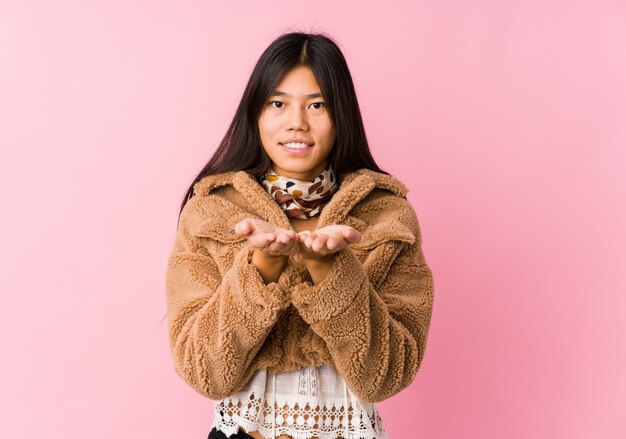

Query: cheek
[258,113,278,136]
[317,117,335,137]
[258,116,271,138]
[319,128,336,148]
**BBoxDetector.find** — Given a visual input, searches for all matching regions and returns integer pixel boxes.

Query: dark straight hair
[162,30,390,326]
[177,30,389,223]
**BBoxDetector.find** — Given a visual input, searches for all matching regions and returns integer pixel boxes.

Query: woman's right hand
[233,218,300,257]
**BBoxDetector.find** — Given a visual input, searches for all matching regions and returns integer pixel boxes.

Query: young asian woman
[165,31,435,439]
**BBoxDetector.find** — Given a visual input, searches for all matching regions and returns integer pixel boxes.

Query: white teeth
[283,142,310,149]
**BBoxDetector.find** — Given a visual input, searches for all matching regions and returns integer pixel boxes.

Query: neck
[270,162,329,181]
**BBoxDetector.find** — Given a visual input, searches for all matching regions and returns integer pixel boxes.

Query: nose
[286,104,308,130]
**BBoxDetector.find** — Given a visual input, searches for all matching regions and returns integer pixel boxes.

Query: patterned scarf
[260,164,338,219]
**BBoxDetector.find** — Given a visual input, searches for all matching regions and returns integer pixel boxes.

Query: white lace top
[211,364,388,439]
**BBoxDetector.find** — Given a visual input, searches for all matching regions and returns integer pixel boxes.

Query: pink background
[1,1,625,438]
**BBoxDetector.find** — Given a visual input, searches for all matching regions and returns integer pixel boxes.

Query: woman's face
[258,65,336,181]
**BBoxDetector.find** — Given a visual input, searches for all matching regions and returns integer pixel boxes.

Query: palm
[234,218,299,256]
[297,224,361,257]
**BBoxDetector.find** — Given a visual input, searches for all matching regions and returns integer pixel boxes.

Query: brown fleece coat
[165,168,435,404]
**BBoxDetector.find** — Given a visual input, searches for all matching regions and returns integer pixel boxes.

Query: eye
[310,102,326,110]
[269,101,284,109]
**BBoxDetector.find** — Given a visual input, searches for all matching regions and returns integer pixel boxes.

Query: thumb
[343,227,361,243]
[235,219,252,235]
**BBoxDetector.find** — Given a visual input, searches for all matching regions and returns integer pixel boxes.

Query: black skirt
[207,426,255,439]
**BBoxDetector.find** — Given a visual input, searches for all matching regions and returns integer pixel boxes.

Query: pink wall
[1,1,625,438]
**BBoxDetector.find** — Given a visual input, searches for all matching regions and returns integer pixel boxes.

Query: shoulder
[350,171,419,231]
[345,176,423,249]
[350,194,422,250]
[339,168,409,198]
[192,171,239,197]
[179,171,257,242]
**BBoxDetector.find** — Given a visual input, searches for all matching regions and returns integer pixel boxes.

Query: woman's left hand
[297,225,362,260]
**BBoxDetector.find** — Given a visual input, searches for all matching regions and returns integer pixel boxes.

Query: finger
[282,230,300,243]
[344,228,361,243]
[326,236,338,250]
[313,234,329,252]
[298,231,310,246]
[272,232,284,244]
[305,233,317,248]
[252,232,275,247]
[234,220,249,235]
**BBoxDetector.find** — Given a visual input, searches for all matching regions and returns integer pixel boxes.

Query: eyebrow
[270,90,324,99]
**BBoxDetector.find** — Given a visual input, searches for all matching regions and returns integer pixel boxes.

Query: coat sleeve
[165,196,291,400]
[289,200,435,403]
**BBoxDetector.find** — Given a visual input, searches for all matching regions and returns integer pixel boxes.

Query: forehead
[269,90,323,99]
[271,66,323,98]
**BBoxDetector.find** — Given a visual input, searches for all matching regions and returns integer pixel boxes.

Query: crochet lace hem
[212,395,387,439]
[214,416,384,439]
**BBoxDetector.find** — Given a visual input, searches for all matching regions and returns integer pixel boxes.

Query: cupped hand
[297,225,362,260]
[233,218,300,257]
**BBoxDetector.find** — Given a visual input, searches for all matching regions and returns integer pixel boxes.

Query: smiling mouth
[280,142,313,154]
[279,142,313,147]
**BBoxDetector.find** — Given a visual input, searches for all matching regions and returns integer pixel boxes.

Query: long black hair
[176,30,389,223]
[160,30,389,326]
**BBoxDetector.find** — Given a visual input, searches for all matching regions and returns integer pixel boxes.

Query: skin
[232,66,361,439]
[258,64,336,181]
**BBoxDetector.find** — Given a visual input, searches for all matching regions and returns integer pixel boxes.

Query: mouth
[279,142,313,154]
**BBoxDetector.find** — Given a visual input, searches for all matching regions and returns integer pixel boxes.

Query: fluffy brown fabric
[165,168,435,403]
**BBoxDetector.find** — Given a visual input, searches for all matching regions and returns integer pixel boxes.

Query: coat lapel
[233,171,292,229]
[192,167,409,232]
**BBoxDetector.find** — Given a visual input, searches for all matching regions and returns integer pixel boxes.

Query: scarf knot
[260,165,338,219]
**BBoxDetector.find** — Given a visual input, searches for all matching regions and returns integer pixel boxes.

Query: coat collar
[192,168,408,230]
